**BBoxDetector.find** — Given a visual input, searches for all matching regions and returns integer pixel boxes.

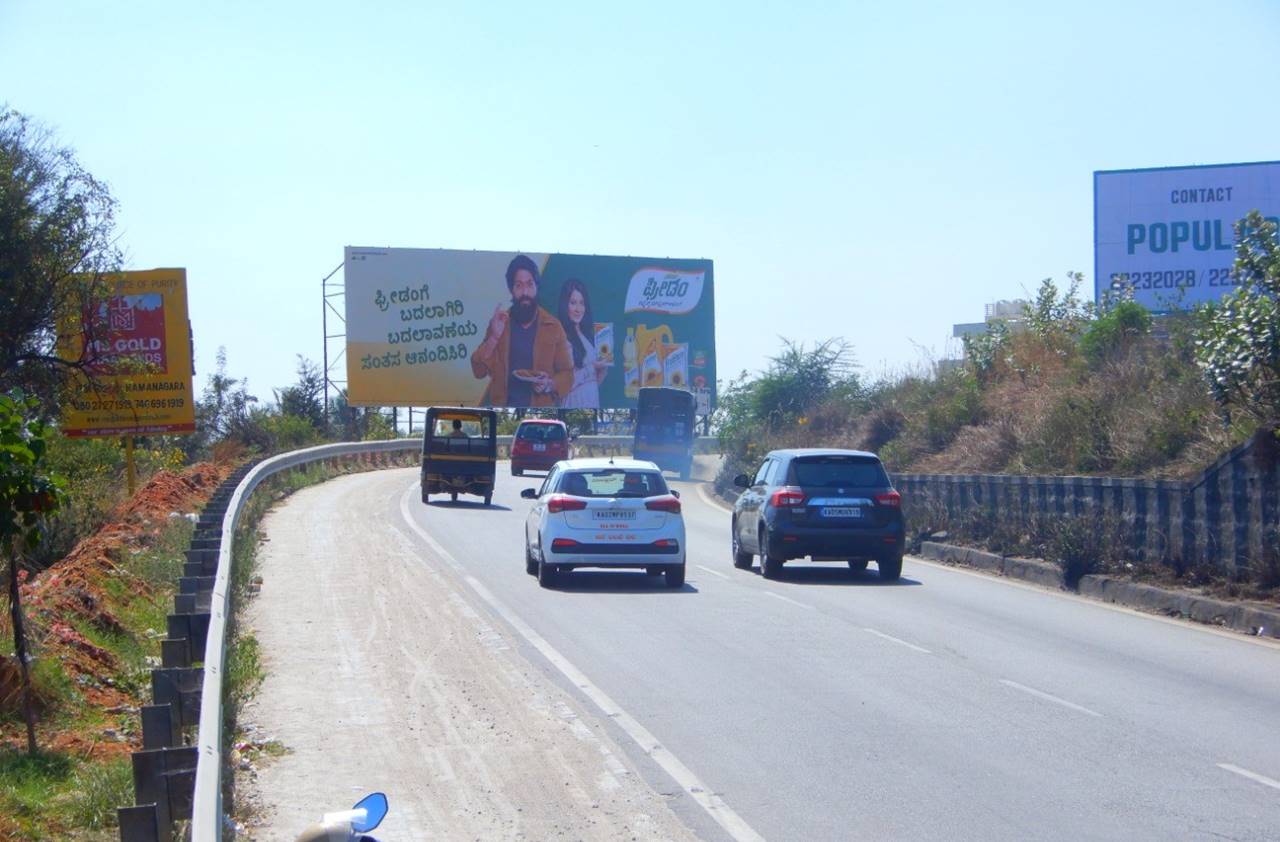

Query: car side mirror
[670,489,680,499]
[520,488,538,499]
[733,473,750,488]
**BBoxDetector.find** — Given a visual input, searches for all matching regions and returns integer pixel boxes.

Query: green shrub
[35,434,185,568]
[261,412,323,451]
[65,757,132,830]
[921,374,983,450]
[1080,300,1152,364]
[1021,392,1111,473]
[1046,515,1111,587]
[363,409,397,441]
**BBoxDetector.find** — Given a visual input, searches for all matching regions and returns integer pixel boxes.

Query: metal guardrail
[191,439,417,840]
[189,433,721,838]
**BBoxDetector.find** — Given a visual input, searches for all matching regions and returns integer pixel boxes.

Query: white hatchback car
[521,458,686,588]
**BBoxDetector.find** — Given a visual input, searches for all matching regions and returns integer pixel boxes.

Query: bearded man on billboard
[470,254,574,407]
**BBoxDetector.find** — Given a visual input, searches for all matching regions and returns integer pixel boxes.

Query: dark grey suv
[731,449,904,581]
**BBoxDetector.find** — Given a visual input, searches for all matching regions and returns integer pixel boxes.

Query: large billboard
[61,268,196,437]
[344,248,716,411]
[1094,161,1280,310]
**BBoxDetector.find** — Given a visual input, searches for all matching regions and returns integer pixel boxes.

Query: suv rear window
[517,423,566,441]
[558,469,668,498]
[789,455,887,488]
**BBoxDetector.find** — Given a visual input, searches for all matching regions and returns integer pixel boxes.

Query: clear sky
[4,1,1278,401]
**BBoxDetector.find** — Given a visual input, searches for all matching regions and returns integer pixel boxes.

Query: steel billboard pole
[320,261,344,432]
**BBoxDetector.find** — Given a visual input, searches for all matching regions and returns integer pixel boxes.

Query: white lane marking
[695,564,729,580]
[999,679,1102,717]
[863,627,931,654]
[1218,763,1280,792]
[398,483,765,842]
[763,591,813,610]
[696,482,734,514]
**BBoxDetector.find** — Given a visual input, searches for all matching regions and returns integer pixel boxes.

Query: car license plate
[821,507,861,518]
[594,509,635,520]
[533,443,546,452]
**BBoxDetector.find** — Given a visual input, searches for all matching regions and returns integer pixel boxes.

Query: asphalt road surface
[245,465,1280,841]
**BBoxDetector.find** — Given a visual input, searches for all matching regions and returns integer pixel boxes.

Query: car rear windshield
[789,456,887,488]
[558,469,669,498]
[517,424,566,441]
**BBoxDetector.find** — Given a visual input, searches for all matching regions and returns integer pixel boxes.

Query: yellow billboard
[61,268,196,437]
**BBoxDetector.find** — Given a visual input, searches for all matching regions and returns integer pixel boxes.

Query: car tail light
[653,538,678,548]
[551,538,580,550]
[547,495,588,514]
[875,490,902,508]
[645,496,682,514]
[512,440,530,454]
[770,486,806,508]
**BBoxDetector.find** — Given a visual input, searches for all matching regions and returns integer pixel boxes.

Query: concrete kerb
[920,541,1280,640]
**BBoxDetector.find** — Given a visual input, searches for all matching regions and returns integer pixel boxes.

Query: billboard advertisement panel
[344,247,716,411]
[1094,161,1280,310]
[61,268,196,437]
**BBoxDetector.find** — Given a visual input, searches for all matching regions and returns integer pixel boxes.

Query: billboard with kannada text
[344,247,716,411]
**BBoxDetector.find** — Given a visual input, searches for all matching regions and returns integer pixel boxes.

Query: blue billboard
[1094,161,1280,310]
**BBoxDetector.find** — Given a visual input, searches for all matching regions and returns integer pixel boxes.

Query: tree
[274,356,325,431]
[0,109,120,415]
[1023,272,1091,352]
[750,338,858,431]
[1195,211,1280,423]
[199,347,257,439]
[0,390,65,755]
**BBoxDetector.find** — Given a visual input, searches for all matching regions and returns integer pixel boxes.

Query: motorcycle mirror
[351,792,388,833]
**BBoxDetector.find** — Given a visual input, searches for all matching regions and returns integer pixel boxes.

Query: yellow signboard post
[61,269,195,488]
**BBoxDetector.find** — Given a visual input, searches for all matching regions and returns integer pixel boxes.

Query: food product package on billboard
[595,323,614,365]
[344,248,715,411]
[663,343,688,389]
[642,349,663,389]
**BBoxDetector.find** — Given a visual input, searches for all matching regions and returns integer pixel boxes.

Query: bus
[633,387,696,480]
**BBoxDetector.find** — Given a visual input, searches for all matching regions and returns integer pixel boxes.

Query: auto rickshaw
[421,407,498,505]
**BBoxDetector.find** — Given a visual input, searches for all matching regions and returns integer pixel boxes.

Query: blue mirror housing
[352,792,388,832]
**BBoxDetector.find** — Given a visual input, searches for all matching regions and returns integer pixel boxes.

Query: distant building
[952,299,1029,339]
[934,357,965,375]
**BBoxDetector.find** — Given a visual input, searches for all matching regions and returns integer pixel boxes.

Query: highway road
[242,465,1280,841]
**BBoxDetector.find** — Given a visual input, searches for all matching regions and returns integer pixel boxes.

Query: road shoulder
[235,469,699,841]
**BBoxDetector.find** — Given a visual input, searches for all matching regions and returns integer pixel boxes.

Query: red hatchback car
[511,419,572,476]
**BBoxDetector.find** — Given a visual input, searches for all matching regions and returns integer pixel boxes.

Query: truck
[632,386,696,480]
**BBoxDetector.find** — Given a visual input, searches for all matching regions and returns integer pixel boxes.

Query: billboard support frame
[320,261,346,429]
